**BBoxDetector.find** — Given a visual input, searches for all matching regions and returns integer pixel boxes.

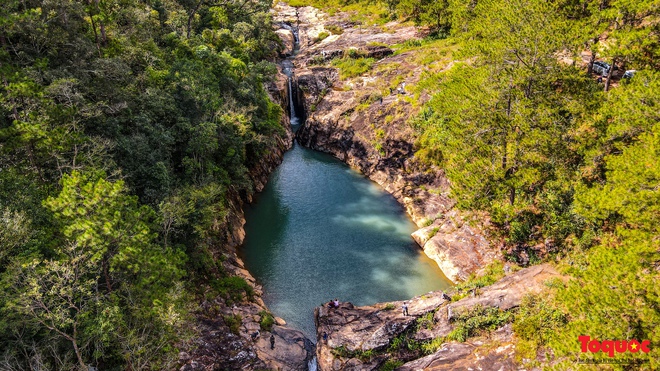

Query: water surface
[242,143,452,338]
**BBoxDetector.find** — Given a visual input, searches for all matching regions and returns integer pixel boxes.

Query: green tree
[415,0,596,249]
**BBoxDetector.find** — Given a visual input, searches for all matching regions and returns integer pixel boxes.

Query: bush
[451,261,505,300]
[380,360,403,371]
[513,294,566,361]
[223,314,242,335]
[215,276,255,303]
[447,305,512,342]
[326,25,344,35]
[316,31,330,42]
[332,57,375,79]
[259,310,275,331]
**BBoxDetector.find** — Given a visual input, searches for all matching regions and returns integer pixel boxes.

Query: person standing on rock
[270,334,275,349]
[402,302,409,316]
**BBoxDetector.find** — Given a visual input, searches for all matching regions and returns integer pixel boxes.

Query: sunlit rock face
[242,144,452,338]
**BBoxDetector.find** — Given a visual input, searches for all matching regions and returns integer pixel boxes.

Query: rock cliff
[314,264,561,370]
[272,2,498,282]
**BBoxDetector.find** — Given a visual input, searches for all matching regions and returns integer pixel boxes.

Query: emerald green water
[242,143,452,338]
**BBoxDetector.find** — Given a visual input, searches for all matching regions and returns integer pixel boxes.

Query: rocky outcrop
[398,325,518,371]
[314,264,561,370]
[276,28,296,56]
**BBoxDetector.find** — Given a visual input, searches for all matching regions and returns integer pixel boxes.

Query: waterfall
[307,356,318,371]
[288,77,300,127]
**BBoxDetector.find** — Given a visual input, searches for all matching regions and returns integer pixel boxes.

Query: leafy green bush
[451,261,506,300]
[447,305,512,342]
[326,25,344,35]
[215,276,255,303]
[316,31,330,42]
[331,346,375,362]
[332,57,376,79]
[259,310,276,331]
[380,360,403,371]
[513,294,566,361]
[416,311,435,331]
[223,314,243,335]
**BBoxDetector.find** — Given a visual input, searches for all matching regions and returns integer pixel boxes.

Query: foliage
[223,314,243,335]
[258,311,275,331]
[447,305,512,342]
[513,294,567,362]
[316,31,330,42]
[380,360,404,371]
[415,310,435,332]
[332,57,376,79]
[326,25,344,35]
[331,345,375,362]
[451,261,506,300]
[0,0,285,368]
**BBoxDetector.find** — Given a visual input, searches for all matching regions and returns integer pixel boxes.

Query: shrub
[259,310,275,331]
[416,311,435,331]
[451,261,505,300]
[513,294,567,361]
[316,31,330,42]
[380,360,403,371]
[223,314,242,335]
[215,276,254,303]
[326,25,344,35]
[331,57,375,79]
[446,305,512,342]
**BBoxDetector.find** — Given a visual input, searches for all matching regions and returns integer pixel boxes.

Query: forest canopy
[0,0,285,368]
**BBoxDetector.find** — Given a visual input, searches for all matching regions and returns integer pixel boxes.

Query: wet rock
[276,29,295,56]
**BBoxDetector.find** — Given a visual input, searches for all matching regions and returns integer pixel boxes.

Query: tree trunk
[71,327,86,370]
[187,0,204,38]
[604,57,616,92]
[93,0,107,46]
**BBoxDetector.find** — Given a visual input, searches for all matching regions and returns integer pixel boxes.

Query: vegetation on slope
[0,0,284,369]
[291,0,660,367]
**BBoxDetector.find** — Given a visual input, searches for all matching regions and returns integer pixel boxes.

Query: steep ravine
[274,3,498,284]
[180,73,315,371]
[269,4,551,370]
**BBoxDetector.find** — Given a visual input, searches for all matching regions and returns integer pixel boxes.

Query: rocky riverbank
[273,2,497,282]
[314,264,562,370]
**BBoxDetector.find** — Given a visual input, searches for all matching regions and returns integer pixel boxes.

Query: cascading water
[288,76,300,128]
[307,356,318,371]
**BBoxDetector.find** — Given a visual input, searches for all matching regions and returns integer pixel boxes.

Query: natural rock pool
[242,140,452,339]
